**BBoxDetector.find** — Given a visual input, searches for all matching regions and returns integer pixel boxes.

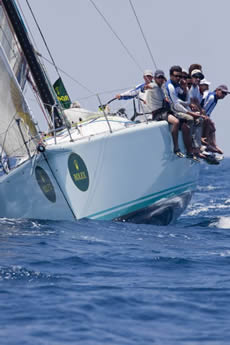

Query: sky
[17,0,230,155]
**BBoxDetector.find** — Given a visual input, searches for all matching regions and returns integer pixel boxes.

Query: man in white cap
[115,69,154,101]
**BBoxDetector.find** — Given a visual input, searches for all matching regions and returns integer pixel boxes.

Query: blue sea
[1,158,230,345]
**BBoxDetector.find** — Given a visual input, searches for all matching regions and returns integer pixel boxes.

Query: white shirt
[189,85,201,102]
[145,81,165,112]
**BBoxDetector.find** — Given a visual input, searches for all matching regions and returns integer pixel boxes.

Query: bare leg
[208,132,223,154]
[181,122,193,154]
[203,119,223,154]
[168,114,180,151]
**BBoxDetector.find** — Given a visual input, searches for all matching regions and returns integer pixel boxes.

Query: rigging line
[25,0,61,79]
[1,111,20,158]
[88,0,143,73]
[20,0,95,96]
[128,0,157,70]
[39,54,94,95]
[28,78,51,127]
[35,54,131,98]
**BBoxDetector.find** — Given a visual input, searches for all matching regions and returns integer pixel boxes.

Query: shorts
[154,111,169,122]
[176,112,194,124]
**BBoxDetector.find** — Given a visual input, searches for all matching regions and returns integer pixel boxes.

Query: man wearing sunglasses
[189,69,205,112]
[201,85,229,154]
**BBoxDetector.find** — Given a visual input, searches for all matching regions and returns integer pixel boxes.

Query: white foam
[220,250,230,257]
[80,235,108,243]
[215,216,230,229]
[186,203,230,216]
[197,185,216,192]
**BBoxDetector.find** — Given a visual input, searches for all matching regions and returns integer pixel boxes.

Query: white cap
[143,69,153,77]
[200,79,211,86]
[191,69,204,79]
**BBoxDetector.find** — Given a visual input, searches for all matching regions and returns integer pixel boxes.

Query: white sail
[0,5,27,89]
[0,43,38,158]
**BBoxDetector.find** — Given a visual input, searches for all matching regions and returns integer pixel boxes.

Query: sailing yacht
[0,0,199,225]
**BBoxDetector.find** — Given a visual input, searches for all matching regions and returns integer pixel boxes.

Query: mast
[1,0,63,128]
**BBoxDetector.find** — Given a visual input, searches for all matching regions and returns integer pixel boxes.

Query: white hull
[0,117,199,225]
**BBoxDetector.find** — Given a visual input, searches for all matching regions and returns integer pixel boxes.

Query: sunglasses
[172,74,181,78]
[156,76,165,79]
[192,74,203,79]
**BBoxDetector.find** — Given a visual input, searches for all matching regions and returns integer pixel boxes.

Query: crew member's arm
[116,83,145,100]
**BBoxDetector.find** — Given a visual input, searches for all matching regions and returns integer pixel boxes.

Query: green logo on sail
[35,166,56,203]
[68,153,89,191]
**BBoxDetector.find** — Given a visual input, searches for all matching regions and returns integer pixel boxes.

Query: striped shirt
[202,91,218,116]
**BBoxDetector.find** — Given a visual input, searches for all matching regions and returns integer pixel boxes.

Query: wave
[186,203,230,216]
[0,265,58,282]
[212,216,230,229]
[197,185,217,192]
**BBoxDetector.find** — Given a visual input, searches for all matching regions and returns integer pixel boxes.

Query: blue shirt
[202,91,218,116]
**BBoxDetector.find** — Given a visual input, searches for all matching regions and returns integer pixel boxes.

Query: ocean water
[1,159,230,345]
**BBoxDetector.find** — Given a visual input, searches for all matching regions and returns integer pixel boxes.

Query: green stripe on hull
[88,181,196,221]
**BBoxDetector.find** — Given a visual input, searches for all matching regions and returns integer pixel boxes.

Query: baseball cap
[200,79,211,86]
[154,69,166,79]
[216,84,230,93]
[191,69,204,79]
[143,69,153,77]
